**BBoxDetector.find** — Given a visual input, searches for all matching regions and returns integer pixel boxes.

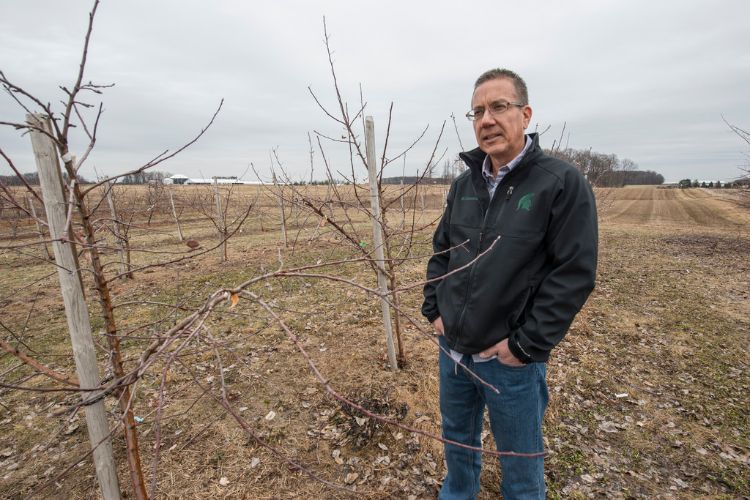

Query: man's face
[471,78,532,169]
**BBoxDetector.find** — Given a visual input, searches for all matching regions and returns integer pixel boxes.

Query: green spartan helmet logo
[517,192,534,211]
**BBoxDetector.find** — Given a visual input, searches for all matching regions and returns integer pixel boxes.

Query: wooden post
[272,172,287,247]
[105,182,130,279]
[213,180,227,261]
[11,206,21,238]
[26,194,53,259]
[168,189,184,241]
[28,114,122,500]
[400,179,405,213]
[400,155,406,217]
[364,116,398,372]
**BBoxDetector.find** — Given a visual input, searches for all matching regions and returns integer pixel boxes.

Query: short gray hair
[474,69,529,106]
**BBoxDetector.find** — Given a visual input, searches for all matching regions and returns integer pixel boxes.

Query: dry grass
[0,186,748,498]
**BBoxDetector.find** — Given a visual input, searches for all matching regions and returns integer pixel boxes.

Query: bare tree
[724,118,750,207]
[274,18,451,368]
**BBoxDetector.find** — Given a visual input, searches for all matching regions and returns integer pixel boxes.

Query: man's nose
[477,109,496,127]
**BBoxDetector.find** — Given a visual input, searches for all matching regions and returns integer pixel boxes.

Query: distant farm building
[163,175,263,185]
[163,174,189,185]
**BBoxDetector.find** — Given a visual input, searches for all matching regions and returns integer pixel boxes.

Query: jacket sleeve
[421,182,455,323]
[508,167,598,363]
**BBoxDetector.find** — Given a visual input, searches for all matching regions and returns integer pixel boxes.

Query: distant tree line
[119,171,171,184]
[598,169,665,187]
[546,147,663,187]
[381,176,450,185]
[377,148,665,188]
[288,179,347,186]
[1,170,178,186]
[1,171,92,185]
[678,179,744,189]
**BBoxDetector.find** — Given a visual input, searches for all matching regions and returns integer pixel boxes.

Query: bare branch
[0,339,79,386]
[60,0,101,142]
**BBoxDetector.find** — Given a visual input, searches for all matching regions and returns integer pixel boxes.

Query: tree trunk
[70,167,148,500]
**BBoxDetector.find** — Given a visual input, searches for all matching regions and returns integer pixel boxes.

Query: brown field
[0,185,748,498]
[600,186,749,228]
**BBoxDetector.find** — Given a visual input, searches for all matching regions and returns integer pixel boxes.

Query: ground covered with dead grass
[0,186,748,498]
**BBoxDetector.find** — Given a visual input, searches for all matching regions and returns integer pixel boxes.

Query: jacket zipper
[453,173,517,345]
[480,186,514,247]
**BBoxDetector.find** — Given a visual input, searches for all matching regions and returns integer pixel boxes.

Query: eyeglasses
[466,101,525,121]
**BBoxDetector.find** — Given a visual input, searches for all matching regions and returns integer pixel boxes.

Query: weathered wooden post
[168,188,184,241]
[272,172,287,247]
[213,180,227,261]
[28,114,122,500]
[400,155,406,215]
[10,205,21,238]
[105,182,131,279]
[364,116,398,371]
[400,179,405,213]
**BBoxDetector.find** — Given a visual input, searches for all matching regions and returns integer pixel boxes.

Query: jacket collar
[459,132,541,173]
[458,133,542,210]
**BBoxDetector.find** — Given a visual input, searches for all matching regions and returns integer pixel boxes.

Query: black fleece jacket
[421,133,598,363]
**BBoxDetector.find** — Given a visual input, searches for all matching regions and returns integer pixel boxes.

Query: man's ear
[522,105,533,129]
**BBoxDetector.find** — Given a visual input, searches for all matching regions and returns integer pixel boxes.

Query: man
[422,69,598,499]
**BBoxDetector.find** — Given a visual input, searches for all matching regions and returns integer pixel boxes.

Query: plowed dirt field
[601,186,750,228]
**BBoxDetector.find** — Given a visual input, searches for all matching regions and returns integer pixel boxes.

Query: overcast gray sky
[1,0,748,183]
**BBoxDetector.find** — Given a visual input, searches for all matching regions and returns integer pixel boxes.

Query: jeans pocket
[495,357,530,370]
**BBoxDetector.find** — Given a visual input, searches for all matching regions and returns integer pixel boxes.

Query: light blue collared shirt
[448,134,533,364]
[481,134,533,199]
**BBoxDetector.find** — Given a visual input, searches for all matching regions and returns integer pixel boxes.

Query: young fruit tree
[0,1,223,497]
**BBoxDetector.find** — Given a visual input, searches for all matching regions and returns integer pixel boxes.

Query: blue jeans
[438,336,548,499]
